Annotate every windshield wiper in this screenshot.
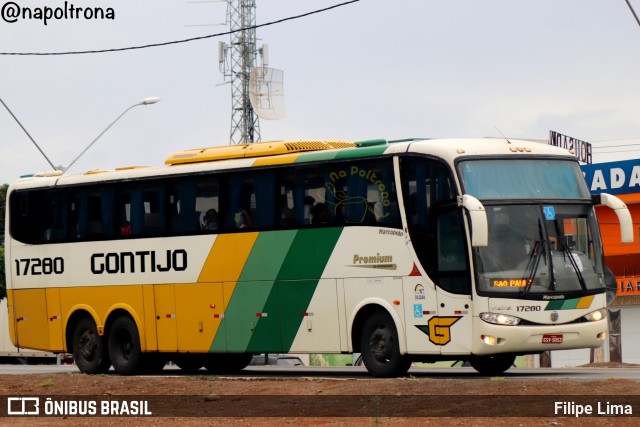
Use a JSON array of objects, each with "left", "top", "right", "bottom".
[
  {"left": 554, "top": 219, "right": 587, "bottom": 291},
  {"left": 522, "top": 219, "right": 546, "bottom": 296}
]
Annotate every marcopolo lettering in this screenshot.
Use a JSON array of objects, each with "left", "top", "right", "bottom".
[{"left": 91, "top": 250, "right": 188, "bottom": 274}]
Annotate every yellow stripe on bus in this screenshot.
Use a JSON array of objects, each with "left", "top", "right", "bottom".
[
  {"left": 198, "top": 232, "right": 259, "bottom": 284},
  {"left": 575, "top": 295, "right": 594, "bottom": 309},
  {"left": 251, "top": 153, "right": 300, "bottom": 166}
]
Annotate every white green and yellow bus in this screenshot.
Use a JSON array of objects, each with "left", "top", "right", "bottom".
[{"left": 4, "top": 138, "right": 633, "bottom": 377}]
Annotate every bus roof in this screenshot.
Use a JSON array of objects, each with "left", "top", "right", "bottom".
[{"left": 9, "top": 137, "right": 577, "bottom": 190}]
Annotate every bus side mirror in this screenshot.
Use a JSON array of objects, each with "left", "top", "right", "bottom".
[
  {"left": 459, "top": 194, "right": 488, "bottom": 247},
  {"left": 593, "top": 193, "right": 634, "bottom": 244}
]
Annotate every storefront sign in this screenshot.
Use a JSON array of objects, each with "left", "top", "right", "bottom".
[
  {"left": 582, "top": 159, "right": 640, "bottom": 195},
  {"left": 616, "top": 277, "right": 640, "bottom": 296}
]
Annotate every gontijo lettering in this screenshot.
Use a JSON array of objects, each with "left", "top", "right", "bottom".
[{"left": 91, "top": 250, "right": 187, "bottom": 274}]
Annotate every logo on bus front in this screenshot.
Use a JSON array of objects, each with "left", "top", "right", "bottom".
[{"left": 415, "top": 316, "right": 462, "bottom": 346}]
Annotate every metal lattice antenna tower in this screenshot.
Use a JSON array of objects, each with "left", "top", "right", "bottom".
[{"left": 221, "top": 0, "right": 260, "bottom": 145}]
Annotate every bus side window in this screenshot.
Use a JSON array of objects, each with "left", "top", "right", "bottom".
[
  {"left": 195, "top": 177, "right": 220, "bottom": 232},
  {"left": 228, "top": 176, "right": 256, "bottom": 230}
]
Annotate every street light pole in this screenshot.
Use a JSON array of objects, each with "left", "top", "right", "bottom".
[
  {"left": 64, "top": 96, "right": 161, "bottom": 173},
  {"left": 0, "top": 96, "right": 58, "bottom": 170}
]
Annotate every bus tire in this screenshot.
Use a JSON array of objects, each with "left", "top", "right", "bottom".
[
  {"left": 174, "top": 355, "right": 205, "bottom": 373},
  {"left": 72, "top": 317, "right": 111, "bottom": 374},
  {"left": 204, "top": 353, "right": 253, "bottom": 374},
  {"left": 469, "top": 354, "right": 515, "bottom": 376},
  {"left": 360, "top": 311, "right": 411, "bottom": 378},
  {"left": 108, "top": 316, "right": 142, "bottom": 375}
]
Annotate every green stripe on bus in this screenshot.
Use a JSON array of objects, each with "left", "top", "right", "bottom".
[
  {"left": 211, "top": 230, "right": 297, "bottom": 352},
  {"left": 245, "top": 228, "right": 343, "bottom": 352},
  {"left": 294, "top": 150, "right": 339, "bottom": 163},
  {"left": 238, "top": 230, "right": 298, "bottom": 282},
  {"left": 294, "top": 145, "right": 389, "bottom": 164},
  {"left": 334, "top": 145, "right": 388, "bottom": 159},
  {"left": 545, "top": 298, "right": 581, "bottom": 310},
  {"left": 276, "top": 228, "right": 343, "bottom": 351},
  {"left": 277, "top": 228, "right": 343, "bottom": 280}
]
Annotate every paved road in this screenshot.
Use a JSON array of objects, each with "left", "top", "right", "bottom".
[{"left": 1, "top": 363, "right": 639, "bottom": 380}]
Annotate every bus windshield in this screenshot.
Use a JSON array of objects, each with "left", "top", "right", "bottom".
[
  {"left": 473, "top": 204, "right": 604, "bottom": 296},
  {"left": 458, "top": 158, "right": 590, "bottom": 200}
]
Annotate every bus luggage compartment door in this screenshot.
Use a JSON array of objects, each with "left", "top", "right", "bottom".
[{"left": 12, "top": 289, "right": 52, "bottom": 351}]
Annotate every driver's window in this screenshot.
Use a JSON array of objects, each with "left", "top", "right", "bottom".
[{"left": 436, "top": 208, "right": 470, "bottom": 294}]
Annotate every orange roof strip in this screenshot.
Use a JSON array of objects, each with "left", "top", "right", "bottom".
[
  {"left": 252, "top": 153, "right": 300, "bottom": 166},
  {"left": 165, "top": 140, "right": 356, "bottom": 165}
]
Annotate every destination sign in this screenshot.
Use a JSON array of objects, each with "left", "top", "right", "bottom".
[{"left": 491, "top": 278, "right": 534, "bottom": 288}]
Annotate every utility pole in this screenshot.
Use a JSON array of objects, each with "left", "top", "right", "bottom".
[{"left": 220, "top": 0, "right": 261, "bottom": 144}]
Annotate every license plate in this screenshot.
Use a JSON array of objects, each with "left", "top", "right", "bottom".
[{"left": 542, "top": 334, "right": 563, "bottom": 344}]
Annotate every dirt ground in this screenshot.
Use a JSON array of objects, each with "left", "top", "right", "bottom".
[{"left": 1, "top": 363, "right": 639, "bottom": 426}]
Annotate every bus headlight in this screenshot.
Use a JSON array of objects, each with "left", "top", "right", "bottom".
[
  {"left": 480, "top": 312, "right": 521, "bottom": 326},
  {"left": 583, "top": 309, "right": 607, "bottom": 322}
]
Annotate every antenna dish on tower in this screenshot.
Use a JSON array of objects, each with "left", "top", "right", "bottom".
[{"left": 250, "top": 67, "right": 286, "bottom": 120}]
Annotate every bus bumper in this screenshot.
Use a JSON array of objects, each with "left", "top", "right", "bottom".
[{"left": 471, "top": 318, "right": 607, "bottom": 355}]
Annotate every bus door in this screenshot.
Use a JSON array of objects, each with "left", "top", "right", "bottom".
[
  {"left": 403, "top": 204, "right": 473, "bottom": 355},
  {"left": 399, "top": 155, "right": 472, "bottom": 355},
  {"left": 174, "top": 282, "right": 226, "bottom": 353},
  {"left": 153, "top": 284, "right": 177, "bottom": 351},
  {"left": 12, "top": 288, "right": 64, "bottom": 351},
  {"left": 433, "top": 206, "right": 473, "bottom": 355}
]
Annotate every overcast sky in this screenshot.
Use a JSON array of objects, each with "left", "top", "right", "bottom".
[{"left": 1, "top": 0, "right": 640, "bottom": 184}]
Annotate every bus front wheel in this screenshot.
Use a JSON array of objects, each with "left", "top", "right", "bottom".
[
  {"left": 469, "top": 354, "right": 516, "bottom": 375},
  {"left": 72, "top": 317, "right": 111, "bottom": 374},
  {"left": 108, "top": 316, "right": 142, "bottom": 375},
  {"left": 360, "top": 311, "right": 411, "bottom": 378}
]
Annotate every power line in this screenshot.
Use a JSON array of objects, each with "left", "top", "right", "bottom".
[
  {"left": 593, "top": 142, "right": 640, "bottom": 150},
  {"left": 591, "top": 137, "right": 640, "bottom": 143},
  {"left": 625, "top": 0, "right": 640, "bottom": 28},
  {"left": 594, "top": 148, "right": 640, "bottom": 154},
  {"left": 0, "top": 0, "right": 360, "bottom": 56}
]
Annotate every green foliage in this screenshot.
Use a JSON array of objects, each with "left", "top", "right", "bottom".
[
  {"left": 1, "top": 184, "right": 6, "bottom": 301},
  {"left": 0, "top": 246, "right": 4, "bottom": 301},
  {"left": 0, "top": 183, "right": 6, "bottom": 247}
]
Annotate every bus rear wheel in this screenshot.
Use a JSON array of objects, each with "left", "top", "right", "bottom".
[
  {"left": 204, "top": 353, "right": 253, "bottom": 374},
  {"left": 469, "top": 354, "right": 516, "bottom": 375},
  {"left": 360, "top": 311, "right": 411, "bottom": 378},
  {"left": 108, "top": 316, "right": 142, "bottom": 375},
  {"left": 72, "top": 317, "right": 111, "bottom": 374}
]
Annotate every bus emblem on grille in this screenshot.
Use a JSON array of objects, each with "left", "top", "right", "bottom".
[{"left": 550, "top": 311, "right": 559, "bottom": 322}]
